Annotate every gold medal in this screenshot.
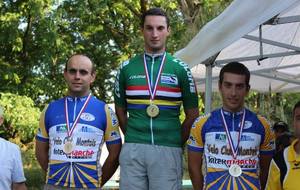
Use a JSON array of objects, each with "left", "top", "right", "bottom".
[
  {"left": 229, "top": 164, "right": 242, "bottom": 177},
  {"left": 63, "top": 141, "right": 74, "bottom": 154},
  {"left": 146, "top": 104, "right": 159, "bottom": 118}
]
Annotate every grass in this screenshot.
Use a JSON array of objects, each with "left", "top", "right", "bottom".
[{"left": 21, "top": 142, "right": 45, "bottom": 190}]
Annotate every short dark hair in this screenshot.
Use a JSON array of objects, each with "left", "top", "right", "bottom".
[
  {"left": 293, "top": 101, "right": 300, "bottom": 117},
  {"left": 273, "top": 121, "right": 289, "bottom": 133},
  {"left": 219, "top": 62, "right": 250, "bottom": 89},
  {"left": 141, "top": 7, "right": 169, "bottom": 28},
  {"left": 65, "top": 54, "right": 96, "bottom": 73}
]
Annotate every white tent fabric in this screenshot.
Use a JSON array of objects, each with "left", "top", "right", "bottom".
[{"left": 175, "top": 0, "right": 300, "bottom": 93}]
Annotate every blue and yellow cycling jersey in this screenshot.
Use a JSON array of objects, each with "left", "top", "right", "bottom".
[
  {"left": 36, "top": 95, "right": 121, "bottom": 188},
  {"left": 188, "top": 108, "right": 275, "bottom": 190}
]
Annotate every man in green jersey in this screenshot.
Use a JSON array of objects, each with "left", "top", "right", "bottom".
[{"left": 114, "top": 7, "right": 199, "bottom": 190}]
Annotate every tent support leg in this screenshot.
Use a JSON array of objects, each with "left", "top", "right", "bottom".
[{"left": 205, "top": 63, "right": 213, "bottom": 114}]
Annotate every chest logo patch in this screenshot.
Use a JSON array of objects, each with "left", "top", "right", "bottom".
[
  {"left": 215, "top": 134, "right": 227, "bottom": 142},
  {"left": 243, "top": 121, "right": 252, "bottom": 129},
  {"left": 161, "top": 75, "right": 178, "bottom": 85},
  {"left": 80, "top": 113, "right": 95, "bottom": 121}
]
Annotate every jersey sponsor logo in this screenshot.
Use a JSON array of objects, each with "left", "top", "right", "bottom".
[
  {"left": 188, "top": 136, "right": 196, "bottom": 145},
  {"left": 240, "top": 135, "right": 254, "bottom": 141},
  {"left": 293, "top": 162, "right": 300, "bottom": 169},
  {"left": 215, "top": 134, "right": 227, "bottom": 142},
  {"left": 192, "top": 113, "right": 210, "bottom": 128},
  {"left": 175, "top": 59, "right": 196, "bottom": 93},
  {"left": 53, "top": 137, "right": 63, "bottom": 145},
  {"left": 37, "top": 128, "right": 42, "bottom": 135},
  {"left": 207, "top": 156, "right": 257, "bottom": 168},
  {"left": 80, "top": 126, "right": 95, "bottom": 133},
  {"left": 161, "top": 75, "right": 178, "bottom": 85},
  {"left": 243, "top": 120, "right": 253, "bottom": 129},
  {"left": 207, "top": 143, "right": 258, "bottom": 156},
  {"left": 76, "top": 137, "right": 96, "bottom": 147},
  {"left": 53, "top": 148, "right": 95, "bottom": 159},
  {"left": 108, "top": 107, "right": 118, "bottom": 126},
  {"left": 129, "top": 75, "right": 146, "bottom": 80},
  {"left": 56, "top": 125, "right": 67, "bottom": 133},
  {"left": 115, "top": 70, "right": 121, "bottom": 98},
  {"left": 121, "top": 60, "right": 129, "bottom": 68},
  {"left": 207, "top": 144, "right": 219, "bottom": 154},
  {"left": 190, "top": 86, "right": 196, "bottom": 93},
  {"left": 80, "top": 113, "right": 95, "bottom": 121},
  {"left": 110, "top": 131, "right": 120, "bottom": 138},
  {"left": 268, "top": 140, "right": 275, "bottom": 149}
]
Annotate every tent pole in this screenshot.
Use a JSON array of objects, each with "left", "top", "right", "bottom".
[
  {"left": 259, "top": 25, "right": 263, "bottom": 59},
  {"left": 205, "top": 63, "right": 213, "bottom": 114}
]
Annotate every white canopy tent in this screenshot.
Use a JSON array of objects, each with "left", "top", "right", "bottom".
[{"left": 175, "top": 0, "right": 300, "bottom": 112}]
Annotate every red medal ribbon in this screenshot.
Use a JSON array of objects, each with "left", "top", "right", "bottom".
[
  {"left": 64, "top": 93, "right": 92, "bottom": 137},
  {"left": 143, "top": 53, "right": 166, "bottom": 101},
  {"left": 220, "top": 109, "right": 246, "bottom": 160}
]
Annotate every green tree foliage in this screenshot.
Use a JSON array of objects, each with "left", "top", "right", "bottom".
[
  {"left": 0, "top": 93, "right": 40, "bottom": 143},
  {"left": 0, "top": 0, "right": 231, "bottom": 106},
  {"left": 246, "top": 92, "right": 300, "bottom": 128},
  {"left": 177, "top": 0, "right": 232, "bottom": 47}
]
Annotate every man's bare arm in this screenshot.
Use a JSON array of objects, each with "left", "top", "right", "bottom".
[
  {"left": 100, "top": 143, "right": 122, "bottom": 187},
  {"left": 12, "top": 182, "right": 27, "bottom": 190},
  {"left": 188, "top": 150, "right": 204, "bottom": 190},
  {"left": 35, "top": 140, "right": 49, "bottom": 172},
  {"left": 259, "top": 154, "right": 272, "bottom": 190},
  {"left": 115, "top": 106, "right": 127, "bottom": 134},
  {"left": 182, "top": 107, "right": 199, "bottom": 144}
]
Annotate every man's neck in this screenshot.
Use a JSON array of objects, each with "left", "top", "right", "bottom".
[
  {"left": 222, "top": 106, "right": 244, "bottom": 113},
  {"left": 67, "top": 91, "right": 90, "bottom": 98},
  {"left": 144, "top": 46, "right": 166, "bottom": 55},
  {"left": 144, "top": 51, "right": 165, "bottom": 57}
]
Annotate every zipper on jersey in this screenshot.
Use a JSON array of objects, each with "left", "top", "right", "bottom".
[
  {"left": 232, "top": 112, "right": 235, "bottom": 131},
  {"left": 70, "top": 97, "right": 77, "bottom": 183},
  {"left": 150, "top": 56, "right": 155, "bottom": 145},
  {"left": 232, "top": 113, "right": 235, "bottom": 149}
]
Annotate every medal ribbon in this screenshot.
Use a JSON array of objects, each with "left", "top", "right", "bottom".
[
  {"left": 64, "top": 93, "right": 92, "bottom": 137},
  {"left": 220, "top": 109, "right": 246, "bottom": 159},
  {"left": 143, "top": 53, "right": 166, "bottom": 101}
]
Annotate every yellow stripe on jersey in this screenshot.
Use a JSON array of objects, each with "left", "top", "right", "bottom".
[
  {"left": 240, "top": 175, "right": 259, "bottom": 190},
  {"left": 53, "top": 168, "right": 69, "bottom": 186},
  {"left": 50, "top": 160, "right": 64, "bottom": 164},
  {"left": 126, "top": 99, "right": 182, "bottom": 106},
  {"left": 219, "top": 177, "right": 229, "bottom": 190},
  {"left": 236, "top": 177, "right": 248, "bottom": 190},
  {"left": 63, "top": 171, "right": 70, "bottom": 187},
  {"left": 73, "top": 167, "right": 87, "bottom": 188},
  {"left": 258, "top": 115, "right": 275, "bottom": 152},
  {"left": 104, "top": 104, "right": 121, "bottom": 142},
  {"left": 76, "top": 163, "right": 97, "bottom": 170},
  {"left": 206, "top": 173, "right": 230, "bottom": 189},
  {"left": 243, "top": 171, "right": 258, "bottom": 178},
  {"left": 188, "top": 114, "right": 210, "bottom": 149},
  {"left": 207, "top": 168, "right": 224, "bottom": 172},
  {"left": 39, "top": 105, "right": 49, "bottom": 138},
  {"left": 74, "top": 164, "right": 98, "bottom": 184}
]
